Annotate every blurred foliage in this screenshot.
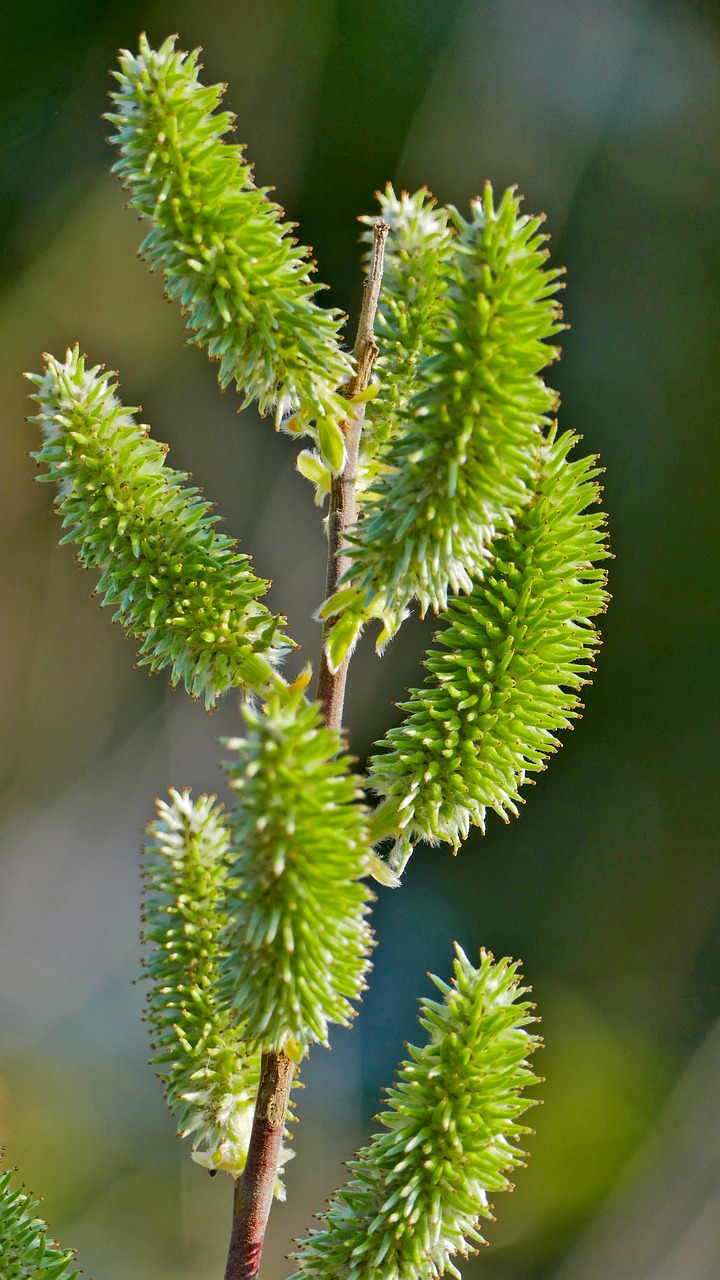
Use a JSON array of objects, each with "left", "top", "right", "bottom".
[{"left": 1, "top": 2, "right": 719, "bottom": 1279}]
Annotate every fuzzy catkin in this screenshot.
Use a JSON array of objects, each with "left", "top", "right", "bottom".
[
  {"left": 297, "top": 186, "right": 453, "bottom": 510},
  {"left": 142, "top": 790, "right": 291, "bottom": 1190},
  {"left": 327, "top": 184, "right": 563, "bottom": 656},
  {"left": 358, "top": 185, "right": 455, "bottom": 488},
  {"left": 0, "top": 1163, "right": 80, "bottom": 1280},
  {"left": 107, "top": 35, "right": 353, "bottom": 471},
  {"left": 218, "top": 686, "right": 375, "bottom": 1054},
  {"left": 368, "top": 430, "right": 609, "bottom": 870},
  {"left": 29, "top": 347, "right": 289, "bottom": 707},
  {"left": 290, "top": 946, "right": 540, "bottom": 1280}
]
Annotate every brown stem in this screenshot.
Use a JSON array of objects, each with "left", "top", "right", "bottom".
[
  {"left": 222, "top": 219, "right": 387, "bottom": 1280},
  {"left": 316, "top": 217, "right": 389, "bottom": 731},
  {"left": 223, "top": 1051, "right": 294, "bottom": 1280}
]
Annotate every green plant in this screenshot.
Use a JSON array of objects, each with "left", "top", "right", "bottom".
[
  {"left": 15, "top": 33, "right": 608, "bottom": 1280},
  {"left": 0, "top": 1160, "right": 80, "bottom": 1279}
]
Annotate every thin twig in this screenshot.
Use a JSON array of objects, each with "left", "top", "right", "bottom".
[
  {"left": 223, "top": 1051, "right": 294, "bottom": 1280},
  {"left": 316, "top": 217, "right": 389, "bottom": 731},
  {"left": 222, "top": 219, "right": 388, "bottom": 1280}
]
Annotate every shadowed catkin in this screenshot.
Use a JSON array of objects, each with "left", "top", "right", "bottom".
[
  {"left": 0, "top": 1162, "right": 80, "bottom": 1280},
  {"left": 28, "top": 347, "right": 289, "bottom": 708},
  {"left": 368, "top": 430, "right": 610, "bottom": 872},
  {"left": 218, "top": 685, "right": 375, "bottom": 1054},
  {"left": 289, "top": 947, "right": 540, "bottom": 1280},
  {"left": 107, "top": 35, "right": 353, "bottom": 471},
  {"left": 297, "top": 186, "right": 453, "bottom": 509},
  {"left": 142, "top": 790, "right": 291, "bottom": 1192},
  {"left": 359, "top": 185, "right": 455, "bottom": 488},
  {"left": 322, "top": 184, "right": 564, "bottom": 662}
]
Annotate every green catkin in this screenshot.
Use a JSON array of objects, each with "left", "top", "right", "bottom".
[
  {"left": 28, "top": 347, "right": 290, "bottom": 708},
  {"left": 297, "top": 185, "right": 453, "bottom": 508},
  {"left": 323, "top": 185, "right": 564, "bottom": 661},
  {"left": 368, "top": 430, "right": 610, "bottom": 871},
  {"left": 0, "top": 1162, "right": 80, "bottom": 1280},
  {"left": 107, "top": 35, "right": 353, "bottom": 472},
  {"left": 289, "top": 946, "right": 540, "bottom": 1280},
  {"left": 217, "top": 685, "right": 375, "bottom": 1054},
  {"left": 359, "top": 186, "right": 455, "bottom": 481},
  {"left": 142, "top": 790, "right": 291, "bottom": 1191}
]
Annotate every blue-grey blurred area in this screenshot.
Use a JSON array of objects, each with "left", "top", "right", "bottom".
[{"left": 1, "top": 1, "right": 719, "bottom": 1277}]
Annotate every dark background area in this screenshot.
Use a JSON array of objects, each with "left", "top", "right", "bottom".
[{"left": 1, "top": 3, "right": 719, "bottom": 1278}]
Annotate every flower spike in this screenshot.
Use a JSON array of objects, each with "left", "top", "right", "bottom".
[
  {"left": 142, "top": 789, "right": 291, "bottom": 1191},
  {"left": 368, "top": 430, "right": 610, "bottom": 870},
  {"left": 290, "top": 946, "right": 541, "bottom": 1280},
  {"left": 358, "top": 185, "right": 455, "bottom": 489},
  {"left": 0, "top": 1160, "right": 80, "bottom": 1279},
  {"left": 107, "top": 35, "right": 353, "bottom": 470},
  {"left": 28, "top": 347, "right": 291, "bottom": 708},
  {"left": 324, "top": 185, "right": 564, "bottom": 657},
  {"left": 217, "top": 685, "right": 375, "bottom": 1054},
  {"left": 296, "top": 187, "right": 453, "bottom": 508}
]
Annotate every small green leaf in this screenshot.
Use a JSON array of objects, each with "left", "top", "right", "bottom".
[
  {"left": 316, "top": 415, "right": 347, "bottom": 474},
  {"left": 296, "top": 449, "right": 331, "bottom": 489},
  {"left": 284, "top": 1036, "right": 306, "bottom": 1065},
  {"left": 324, "top": 610, "right": 363, "bottom": 673},
  {"left": 347, "top": 380, "right": 381, "bottom": 406},
  {"left": 366, "top": 849, "right": 401, "bottom": 888},
  {"left": 316, "top": 586, "right": 362, "bottom": 621},
  {"left": 367, "top": 798, "right": 403, "bottom": 845}
]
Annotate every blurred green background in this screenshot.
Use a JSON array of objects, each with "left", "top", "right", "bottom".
[{"left": 1, "top": 2, "right": 719, "bottom": 1278}]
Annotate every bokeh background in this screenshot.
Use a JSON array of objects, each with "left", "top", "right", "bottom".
[{"left": 2, "top": 1, "right": 719, "bottom": 1277}]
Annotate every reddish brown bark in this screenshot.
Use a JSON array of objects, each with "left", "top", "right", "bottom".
[
  {"left": 316, "top": 218, "right": 388, "bottom": 731},
  {"left": 223, "top": 1052, "right": 294, "bottom": 1280}
]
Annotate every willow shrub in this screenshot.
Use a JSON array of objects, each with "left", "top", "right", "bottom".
[{"left": 15, "top": 33, "right": 609, "bottom": 1280}]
